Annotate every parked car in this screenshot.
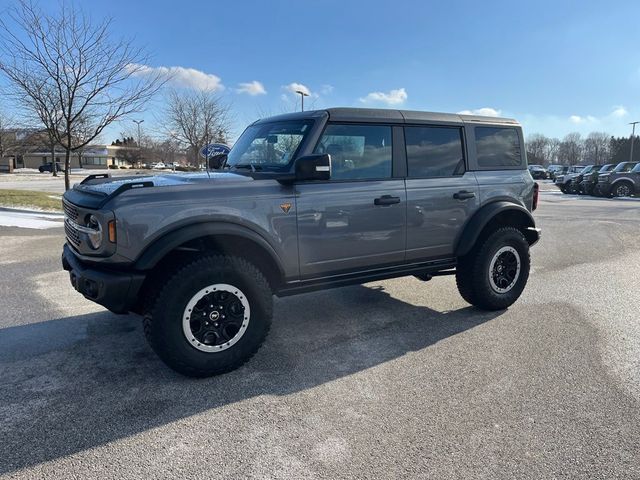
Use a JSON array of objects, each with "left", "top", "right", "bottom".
[
  {"left": 61, "top": 107, "right": 540, "bottom": 377},
  {"left": 596, "top": 161, "right": 640, "bottom": 197},
  {"left": 547, "top": 164, "right": 564, "bottom": 180},
  {"left": 555, "top": 165, "right": 589, "bottom": 193},
  {"left": 567, "top": 165, "right": 599, "bottom": 194},
  {"left": 528, "top": 164, "right": 547, "bottom": 179},
  {"left": 151, "top": 162, "right": 167, "bottom": 169},
  {"left": 38, "top": 162, "right": 66, "bottom": 173},
  {"left": 579, "top": 164, "right": 616, "bottom": 195}
]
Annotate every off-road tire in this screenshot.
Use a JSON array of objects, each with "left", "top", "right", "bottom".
[
  {"left": 456, "top": 227, "right": 530, "bottom": 311},
  {"left": 143, "top": 255, "right": 272, "bottom": 377}
]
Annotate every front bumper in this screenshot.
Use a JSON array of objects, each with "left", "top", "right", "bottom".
[
  {"left": 597, "top": 182, "right": 612, "bottom": 195},
  {"left": 62, "top": 244, "right": 145, "bottom": 314}
]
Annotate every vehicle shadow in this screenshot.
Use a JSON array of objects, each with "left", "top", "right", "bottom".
[{"left": 0, "top": 284, "right": 502, "bottom": 474}]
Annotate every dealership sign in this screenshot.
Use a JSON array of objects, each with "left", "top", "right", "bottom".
[{"left": 200, "top": 143, "right": 230, "bottom": 159}]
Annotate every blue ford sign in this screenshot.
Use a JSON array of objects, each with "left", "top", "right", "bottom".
[{"left": 200, "top": 143, "right": 231, "bottom": 159}]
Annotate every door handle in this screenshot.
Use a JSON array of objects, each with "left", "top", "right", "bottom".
[
  {"left": 374, "top": 195, "right": 401, "bottom": 206},
  {"left": 453, "top": 190, "right": 476, "bottom": 200}
]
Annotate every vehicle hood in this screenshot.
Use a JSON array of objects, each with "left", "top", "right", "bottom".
[{"left": 64, "top": 172, "right": 252, "bottom": 209}]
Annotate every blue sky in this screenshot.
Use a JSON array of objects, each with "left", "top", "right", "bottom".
[{"left": 2, "top": 0, "right": 640, "bottom": 143}]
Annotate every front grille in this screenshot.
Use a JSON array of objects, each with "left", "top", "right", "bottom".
[
  {"left": 64, "top": 219, "right": 81, "bottom": 247},
  {"left": 63, "top": 200, "right": 79, "bottom": 222}
]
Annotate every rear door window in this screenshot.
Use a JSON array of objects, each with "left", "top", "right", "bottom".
[
  {"left": 405, "top": 126, "right": 465, "bottom": 178},
  {"left": 475, "top": 127, "right": 522, "bottom": 168}
]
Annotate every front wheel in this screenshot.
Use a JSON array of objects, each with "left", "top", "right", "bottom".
[
  {"left": 613, "top": 182, "right": 633, "bottom": 198},
  {"left": 456, "top": 227, "right": 531, "bottom": 311},
  {"left": 144, "top": 255, "right": 273, "bottom": 377}
]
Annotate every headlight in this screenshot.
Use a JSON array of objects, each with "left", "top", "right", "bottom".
[{"left": 86, "top": 215, "right": 103, "bottom": 250}]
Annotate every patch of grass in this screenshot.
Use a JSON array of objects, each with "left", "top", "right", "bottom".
[{"left": 0, "top": 189, "right": 63, "bottom": 211}]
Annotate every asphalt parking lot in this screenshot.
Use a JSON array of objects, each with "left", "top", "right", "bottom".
[{"left": 1, "top": 189, "right": 639, "bottom": 479}]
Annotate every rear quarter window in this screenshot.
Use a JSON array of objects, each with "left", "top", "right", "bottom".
[{"left": 475, "top": 127, "right": 523, "bottom": 168}]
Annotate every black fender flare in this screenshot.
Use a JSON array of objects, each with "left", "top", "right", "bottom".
[
  {"left": 133, "top": 221, "right": 285, "bottom": 278},
  {"left": 610, "top": 177, "right": 635, "bottom": 188},
  {"left": 454, "top": 201, "right": 537, "bottom": 257}
]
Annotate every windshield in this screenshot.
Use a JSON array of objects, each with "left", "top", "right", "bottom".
[
  {"left": 226, "top": 120, "right": 314, "bottom": 169},
  {"left": 632, "top": 163, "right": 640, "bottom": 173},
  {"left": 599, "top": 164, "right": 613, "bottom": 172},
  {"left": 580, "top": 166, "right": 594, "bottom": 174}
]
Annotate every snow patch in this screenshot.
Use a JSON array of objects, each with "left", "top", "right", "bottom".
[{"left": 0, "top": 210, "right": 64, "bottom": 229}]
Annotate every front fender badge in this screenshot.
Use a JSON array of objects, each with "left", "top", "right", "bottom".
[{"left": 280, "top": 202, "right": 292, "bottom": 214}]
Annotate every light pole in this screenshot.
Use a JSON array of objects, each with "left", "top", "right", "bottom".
[
  {"left": 133, "top": 119, "right": 144, "bottom": 146},
  {"left": 629, "top": 121, "right": 639, "bottom": 163},
  {"left": 295, "top": 90, "right": 309, "bottom": 112},
  {"left": 133, "top": 119, "right": 144, "bottom": 168}
]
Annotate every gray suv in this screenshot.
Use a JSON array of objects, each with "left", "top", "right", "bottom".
[{"left": 61, "top": 108, "right": 540, "bottom": 377}]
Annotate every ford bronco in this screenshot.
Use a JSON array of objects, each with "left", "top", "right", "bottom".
[{"left": 62, "top": 108, "right": 540, "bottom": 377}]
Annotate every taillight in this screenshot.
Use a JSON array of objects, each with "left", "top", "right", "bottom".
[{"left": 532, "top": 182, "right": 539, "bottom": 211}]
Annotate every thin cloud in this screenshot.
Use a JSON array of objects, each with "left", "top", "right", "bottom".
[
  {"left": 236, "top": 81, "right": 266, "bottom": 96},
  {"left": 320, "top": 84, "right": 334, "bottom": 95},
  {"left": 611, "top": 105, "right": 628, "bottom": 118},
  {"left": 359, "top": 88, "right": 407, "bottom": 106},
  {"left": 284, "top": 82, "right": 311, "bottom": 96},
  {"left": 126, "top": 63, "right": 224, "bottom": 91},
  {"left": 457, "top": 107, "right": 502, "bottom": 117},
  {"left": 569, "top": 114, "right": 597, "bottom": 124}
]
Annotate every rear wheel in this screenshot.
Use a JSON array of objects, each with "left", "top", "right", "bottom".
[
  {"left": 144, "top": 255, "right": 272, "bottom": 377},
  {"left": 456, "top": 227, "right": 530, "bottom": 310}
]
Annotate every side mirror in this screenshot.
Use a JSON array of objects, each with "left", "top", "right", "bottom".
[
  {"left": 208, "top": 153, "right": 227, "bottom": 169},
  {"left": 295, "top": 154, "right": 331, "bottom": 181}
]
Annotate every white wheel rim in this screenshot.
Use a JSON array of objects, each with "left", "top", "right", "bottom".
[
  {"left": 182, "top": 283, "right": 251, "bottom": 353},
  {"left": 488, "top": 246, "right": 521, "bottom": 294}
]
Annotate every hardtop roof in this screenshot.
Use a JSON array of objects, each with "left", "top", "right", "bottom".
[{"left": 252, "top": 107, "right": 519, "bottom": 126}]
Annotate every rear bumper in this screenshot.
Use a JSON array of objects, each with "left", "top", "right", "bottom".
[
  {"left": 62, "top": 244, "right": 145, "bottom": 314},
  {"left": 526, "top": 227, "right": 541, "bottom": 247}
]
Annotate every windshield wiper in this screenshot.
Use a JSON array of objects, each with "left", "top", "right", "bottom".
[{"left": 233, "top": 164, "right": 262, "bottom": 172}]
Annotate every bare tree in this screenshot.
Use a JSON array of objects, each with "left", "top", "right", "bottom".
[
  {"left": 545, "top": 137, "right": 561, "bottom": 165},
  {"left": 164, "top": 89, "right": 231, "bottom": 167},
  {"left": 0, "top": 108, "right": 17, "bottom": 164},
  {"left": 558, "top": 132, "right": 583, "bottom": 165},
  {"left": 0, "top": 1, "right": 165, "bottom": 189},
  {"left": 526, "top": 134, "right": 550, "bottom": 165},
  {"left": 584, "top": 132, "right": 610, "bottom": 165}
]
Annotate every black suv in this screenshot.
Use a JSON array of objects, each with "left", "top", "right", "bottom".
[
  {"left": 579, "top": 164, "right": 616, "bottom": 195},
  {"left": 555, "top": 165, "right": 590, "bottom": 193},
  {"left": 596, "top": 161, "right": 639, "bottom": 197},
  {"left": 38, "top": 162, "right": 66, "bottom": 173},
  {"left": 566, "top": 165, "right": 600, "bottom": 194}
]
